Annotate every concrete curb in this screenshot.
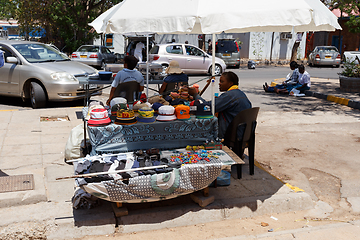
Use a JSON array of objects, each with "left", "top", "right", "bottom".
[
  {"left": 118, "top": 191, "right": 314, "bottom": 234},
  {"left": 305, "top": 90, "right": 360, "bottom": 110}
]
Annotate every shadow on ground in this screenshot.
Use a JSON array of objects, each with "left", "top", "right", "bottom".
[
  {"left": 0, "top": 95, "right": 85, "bottom": 109},
  {"left": 244, "top": 84, "right": 360, "bottom": 118}
]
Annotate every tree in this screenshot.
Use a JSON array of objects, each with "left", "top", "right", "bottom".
[
  {"left": 290, "top": 33, "right": 303, "bottom": 62},
  {"left": 341, "top": 2, "right": 360, "bottom": 33},
  {"left": 0, "top": 0, "right": 122, "bottom": 53}
]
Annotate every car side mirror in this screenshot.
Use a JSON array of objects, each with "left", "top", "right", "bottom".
[{"left": 7, "top": 57, "right": 18, "bottom": 64}]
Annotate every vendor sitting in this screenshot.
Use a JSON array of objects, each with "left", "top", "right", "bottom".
[
  {"left": 188, "top": 71, "right": 252, "bottom": 139},
  {"left": 159, "top": 60, "right": 188, "bottom": 95},
  {"left": 106, "top": 55, "right": 144, "bottom": 106}
]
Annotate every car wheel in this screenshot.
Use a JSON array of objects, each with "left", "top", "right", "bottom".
[
  {"left": 30, "top": 82, "right": 47, "bottom": 109},
  {"left": 209, "top": 64, "right": 222, "bottom": 76},
  {"left": 335, "top": 64, "right": 340, "bottom": 68}
]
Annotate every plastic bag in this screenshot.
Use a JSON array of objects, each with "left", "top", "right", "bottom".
[
  {"left": 289, "top": 88, "right": 300, "bottom": 96},
  {"left": 209, "top": 170, "right": 231, "bottom": 187},
  {"left": 65, "top": 123, "right": 89, "bottom": 161}
]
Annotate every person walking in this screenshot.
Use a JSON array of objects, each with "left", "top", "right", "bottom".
[{"left": 134, "top": 41, "right": 145, "bottom": 62}]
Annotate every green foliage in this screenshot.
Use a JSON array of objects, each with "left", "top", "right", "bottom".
[
  {"left": 1, "top": 0, "right": 123, "bottom": 53},
  {"left": 341, "top": 59, "right": 360, "bottom": 77},
  {"left": 330, "top": 0, "right": 360, "bottom": 33}
]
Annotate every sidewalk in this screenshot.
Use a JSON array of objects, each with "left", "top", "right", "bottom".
[
  {"left": 305, "top": 78, "right": 360, "bottom": 109},
  {"left": 0, "top": 107, "right": 316, "bottom": 239},
  {"left": 0, "top": 75, "right": 359, "bottom": 239}
]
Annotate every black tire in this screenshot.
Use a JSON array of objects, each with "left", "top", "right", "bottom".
[
  {"left": 335, "top": 64, "right": 340, "bottom": 68},
  {"left": 209, "top": 64, "right": 222, "bottom": 76},
  {"left": 30, "top": 82, "right": 47, "bottom": 109}
]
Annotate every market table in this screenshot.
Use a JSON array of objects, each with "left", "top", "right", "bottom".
[
  {"left": 72, "top": 147, "right": 240, "bottom": 204},
  {"left": 87, "top": 116, "right": 219, "bottom": 155}
]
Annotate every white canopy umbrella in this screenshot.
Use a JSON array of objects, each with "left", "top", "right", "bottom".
[
  {"left": 90, "top": 2, "right": 125, "bottom": 33},
  {"left": 90, "top": 0, "right": 341, "bottom": 113},
  {"left": 90, "top": 0, "right": 341, "bottom": 35}
]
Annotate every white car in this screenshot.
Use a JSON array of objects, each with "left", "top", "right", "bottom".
[
  {"left": 149, "top": 43, "right": 226, "bottom": 75},
  {"left": 343, "top": 51, "right": 360, "bottom": 64}
]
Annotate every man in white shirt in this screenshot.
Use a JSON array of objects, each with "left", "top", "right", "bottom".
[
  {"left": 296, "top": 64, "right": 311, "bottom": 92},
  {"left": 273, "top": 64, "right": 310, "bottom": 94},
  {"left": 134, "top": 41, "right": 145, "bottom": 62}
]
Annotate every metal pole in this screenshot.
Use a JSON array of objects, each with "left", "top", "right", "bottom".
[
  {"left": 146, "top": 35, "right": 149, "bottom": 98},
  {"left": 270, "top": 32, "right": 274, "bottom": 62},
  {"left": 211, "top": 33, "right": 216, "bottom": 116}
]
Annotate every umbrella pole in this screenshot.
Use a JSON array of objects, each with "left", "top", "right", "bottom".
[
  {"left": 146, "top": 35, "right": 149, "bottom": 99},
  {"left": 211, "top": 33, "right": 216, "bottom": 116}
]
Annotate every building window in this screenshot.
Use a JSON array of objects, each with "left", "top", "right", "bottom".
[{"left": 105, "top": 34, "right": 113, "bottom": 48}]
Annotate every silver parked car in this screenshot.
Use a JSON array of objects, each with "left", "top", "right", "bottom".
[
  {"left": 308, "top": 46, "right": 341, "bottom": 67},
  {"left": 71, "top": 45, "right": 117, "bottom": 69},
  {"left": 149, "top": 43, "right": 226, "bottom": 75},
  {"left": 0, "top": 40, "right": 101, "bottom": 108}
]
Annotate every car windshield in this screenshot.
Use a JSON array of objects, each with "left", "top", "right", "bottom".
[
  {"left": 216, "top": 40, "right": 238, "bottom": 53},
  {"left": 13, "top": 43, "right": 69, "bottom": 63},
  {"left": 77, "top": 46, "right": 99, "bottom": 52},
  {"left": 317, "top": 47, "right": 338, "bottom": 52}
]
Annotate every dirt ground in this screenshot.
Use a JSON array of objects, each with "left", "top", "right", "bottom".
[{"left": 77, "top": 210, "right": 358, "bottom": 240}]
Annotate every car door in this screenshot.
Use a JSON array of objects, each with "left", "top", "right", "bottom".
[
  {"left": 0, "top": 45, "right": 20, "bottom": 95},
  {"left": 163, "top": 45, "right": 187, "bottom": 69},
  {"left": 184, "top": 45, "right": 209, "bottom": 74},
  {"left": 101, "top": 47, "right": 115, "bottom": 63}
]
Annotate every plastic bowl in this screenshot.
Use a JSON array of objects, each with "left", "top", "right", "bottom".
[{"left": 98, "top": 71, "right": 113, "bottom": 80}]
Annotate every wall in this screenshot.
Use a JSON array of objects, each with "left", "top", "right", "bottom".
[
  {"left": 327, "top": 18, "right": 360, "bottom": 54},
  {"left": 93, "top": 31, "right": 306, "bottom": 61},
  {"left": 93, "top": 34, "right": 125, "bottom": 54},
  {"left": 248, "top": 32, "right": 307, "bottom": 61}
]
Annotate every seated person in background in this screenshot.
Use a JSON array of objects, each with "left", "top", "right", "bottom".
[
  {"left": 263, "top": 61, "right": 299, "bottom": 92},
  {"left": 159, "top": 60, "right": 189, "bottom": 95},
  {"left": 274, "top": 64, "right": 310, "bottom": 94},
  {"left": 106, "top": 55, "right": 144, "bottom": 105},
  {"left": 188, "top": 71, "right": 252, "bottom": 139}
]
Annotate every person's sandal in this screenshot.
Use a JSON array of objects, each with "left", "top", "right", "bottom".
[{"left": 263, "top": 85, "right": 268, "bottom": 92}]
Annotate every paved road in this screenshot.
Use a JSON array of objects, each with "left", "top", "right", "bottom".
[
  {"left": 0, "top": 64, "right": 343, "bottom": 111},
  {"left": 188, "top": 65, "right": 346, "bottom": 112}
]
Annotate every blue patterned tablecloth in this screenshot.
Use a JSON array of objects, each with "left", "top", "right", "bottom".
[{"left": 87, "top": 116, "right": 218, "bottom": 155}]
